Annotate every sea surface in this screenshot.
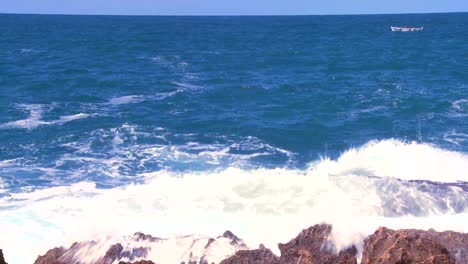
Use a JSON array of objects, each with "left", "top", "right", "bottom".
[{"left": 0, "top": 13, "right": 467, "bottom": 263}]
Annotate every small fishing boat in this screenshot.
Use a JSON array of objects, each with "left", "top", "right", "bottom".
[{"left": 391, "top": 26, "right": 423, "bottom": 32}]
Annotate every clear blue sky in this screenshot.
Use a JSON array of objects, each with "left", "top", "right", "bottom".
[{"left": 1, "top": 0, "right": 467, "bottom": 15}]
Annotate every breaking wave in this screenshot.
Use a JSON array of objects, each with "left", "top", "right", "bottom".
[{"left": 0, "top": 139, "right": 467, "bottom": 263}]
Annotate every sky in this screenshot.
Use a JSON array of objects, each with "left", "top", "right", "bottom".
[{"left": 0, "top": 0, "right": 468, "bottom": 16}]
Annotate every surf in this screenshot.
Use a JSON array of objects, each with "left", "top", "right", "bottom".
[{"left": 0, "top": 139, "right": 466, "bottom": 263}]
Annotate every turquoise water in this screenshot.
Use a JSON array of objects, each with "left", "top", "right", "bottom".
[{"left": 0, "top": 13, "right": 467, "bottom": 263}]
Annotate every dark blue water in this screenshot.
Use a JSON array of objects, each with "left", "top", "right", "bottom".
[{"left": 0, "top": 13, "right": 467, "bottom": 192}]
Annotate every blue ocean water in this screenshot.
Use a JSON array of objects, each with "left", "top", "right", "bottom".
[{"left": 0, "top": 13, "right": 467, "bottom": 263}]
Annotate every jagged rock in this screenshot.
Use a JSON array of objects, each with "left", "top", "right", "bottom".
[
  {"left": 35, "top": 230, "right": 246, "bottom": 264},
  {"left": 221, "top": 224, "right": 357, "bottom": 264},
  {"left": 220, "top": 244, "right": 280, "bottom": 264},
  {"left": 361, "top": 227, "right": 458, "bottom": 264},
  {"left": 34, "top": 247, "right": 66, "bottom": 264},
  {"left": 100, "top": 243, "right": 124, "bottom": 264},
  {"left": 278, "top": 224, "right": 357, "bottom": 264},
  {"left": 424, "top": 229, "right": 468, "bottom": 264},
  {"left": 34, "top": 224, "right": 466, "bottom": 264},
  {"left": 222, "top": 231, "right": 240, "bottom": 243},
  {"left": 0, "top": 250, "right": 8, "bottom": 264},
  {"left": 34, "top": 242, "right": 149, "bottom": 264},
  {"left": 133, "top": 232, "right": 161, "bottom": 242}
]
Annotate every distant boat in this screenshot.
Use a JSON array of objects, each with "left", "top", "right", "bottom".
[{"left": 391, "top": 26, "right": 423, "bottom": 32}]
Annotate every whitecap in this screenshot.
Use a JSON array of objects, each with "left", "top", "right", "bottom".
[
  {"left": 171, "top": 82, "right": 202, "bottom": 90},
  {"left": 452, "top": 99, "right": 467, "bottom": 111},
  {"left": 311, "top": 139, "right": 468, "bottom": 183},
  {"left": 0, "top": 104, "right": 48, "bottom": 129},
  {"left": 57, "top": 113, "right": 91, "bottom": 123},
  {"left": 107, "top": 95, "right": 145, "bottom": 105},
  {"left": 19, "top": 48, "right": 34, "bottom": 53},
  {"left": 0, "top": 104, "right": 92, "bottom": 130}
]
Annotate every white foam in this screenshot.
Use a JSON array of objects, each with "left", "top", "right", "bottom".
[
  {"left": 172, "top": 81, "right": 202, "bottom": 90},
  {"left": 450, "top": 99, "right": 468, "bottom": 118},
  {"left": 108, "top": 95, "right": 144, "bottom": 105},
  {"left": 444, "top": 130, "right": 468, "bottom": 145},
  {"left": 452, "top": 99, "right": 467, "bottom": 111},
  {"left": 0, "top": 104, "right": 92, "bottom": 130},
  {"left": 314, "top": 139, "right": 468, "bottom": 182},
  {"left": 52, "top": 125, "right": 292, "bottom": 176},
  {"left": 0, "top": 140, "right": 466, "bottom": 263},
  {"left": 57, "top": 113, "right": 91, "bottom": 123},
  {"left": 0, "top": 104, "right": 48, "bottom": 129}
]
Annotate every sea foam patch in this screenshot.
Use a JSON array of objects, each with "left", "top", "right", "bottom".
[
  {"left": 0, "top": 104, "right": 92, "bottom": 130},
  {"left": 107, "top": 95, "right": 145, "bottom": 106},
  {"left": 0, "top": 140, "right": 467, "bottom": 263}
]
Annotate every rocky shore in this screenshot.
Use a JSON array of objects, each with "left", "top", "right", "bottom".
[{"left": 2, "top": 224, "right": 466, "bottom": 264}]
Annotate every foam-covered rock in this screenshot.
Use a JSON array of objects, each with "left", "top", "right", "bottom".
[
  {"left": 33, "top": 224, "right": 467, "bottom": 264},
  {"left": 221, "top": 224, "right": 357, "bottom": 264},
  {"left": 278, "top": 224, "right": 357, "bottom": 264},
  {"left": 34, "top": 230, "right": 247, "bottom": 264}
]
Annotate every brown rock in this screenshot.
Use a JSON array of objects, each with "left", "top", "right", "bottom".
[
  {"left": 220, "top": 244, "right": 280, "bottom": 264},
  {"left": 220, "top": 224, "right": 357, "bottom": 264},
  {"left": 278, "top": 224, "right": 357, "bottom": 264},
  {"left": 424, "top": 229, "right": 468, "bottom": 264},
  {"left": 361, "top": 227, "right": 458, "bottom": 264},
  {"left": 34, "top": 247, "right": 66, "bottom": 264},
  {"left": 0, "top": 250, "right": 8, "bottom": 264}
]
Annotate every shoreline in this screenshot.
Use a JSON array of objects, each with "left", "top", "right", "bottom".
[{"left": 2, "top": 223, "right": 464, "bottom": 264}]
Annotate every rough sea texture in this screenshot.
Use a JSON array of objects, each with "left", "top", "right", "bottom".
[{"left": 0, "top": 13, "right": 467, "bottom": 263}]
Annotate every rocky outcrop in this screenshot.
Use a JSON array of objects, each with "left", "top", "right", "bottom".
[
  {"left": 278, "top": 224, "right": 357, "bottom": 264},
  {"left": 361, "top": 227, "right": 467, "bottom": 264},
  {"left": 423, "top": 229, "right": 468, "bottom": 264},
  {"left": 35, "top": 230, "right": 247, "bottom": 264},
  {"left": 220, "top": 244, "right": 280, "bottom": 264},
  {"left": 33, "top": 225, "right": 468, "bottom": 264},
  {"left": 221, "top": 224, "right": 357, "bottom": 264},
  {"left": 221, "top": 224, "right": 467, "bottom": 264},
  {"left": 35, "top": 247, "right": 66, "bottom": 264},
  {"left": 0, "top": 250, "right": 7, "bottom": 264}
]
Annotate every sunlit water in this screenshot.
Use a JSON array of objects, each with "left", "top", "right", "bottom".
[{"left": 0, "top": 13, "right": 467, "bottom": 263}]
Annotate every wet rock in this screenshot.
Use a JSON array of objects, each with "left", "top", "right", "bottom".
[
  {"left": 220, "top": 230, "right": 247, "bottom": 247},
  {"left": 0, "top": 249, "right": 8, "bottom": 264},
  {"left": 220, "top": 244, "right": 280, "bottom": 264},
  {"left": 133, "top": 232, "right": 161, "bottom": 242},
  {"left": 221, "top": 224, "right": 357, "bottom": 264},
  {"left": 278, "top": 224, "right": 357, "bottom": 264},
  {"left": 34, "top": 247, "right": 66, "bottom": 264},
  {"left": 35, "top": 230, "right": 246, "bottom": 264},
  {"left": 34, "top": 242, "right": 149, "bottom": 264},
  {"left": 361, "top": 227, "right": 458, "bottom": 264},
  {"left": 424, "top": 229, "right": 468, "bottom": 264}
]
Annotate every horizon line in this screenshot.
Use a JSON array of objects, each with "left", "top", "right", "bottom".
[{"left": 0, "top": 11, "right": 467, "bottom": 17}]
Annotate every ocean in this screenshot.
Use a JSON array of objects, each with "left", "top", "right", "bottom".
[{"left": 0, "top": 13, "right": 467, "bottom": 263}]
